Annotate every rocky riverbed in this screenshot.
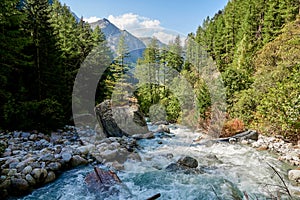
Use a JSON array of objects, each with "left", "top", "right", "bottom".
[
  {"left": 0, "top": 127, "right": 140, "bottom": 199},
  {"left": 1, "top": 124, "right": 300, "bottom": 199}
]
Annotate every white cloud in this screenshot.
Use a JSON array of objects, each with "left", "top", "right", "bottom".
[
  {"left": 107, "top": 13, "right": 185, "bottom": 45},
  {"left": 108, "top": 13, "right": 161, "bottom": 31},
  {"left": 153, "top": 31, "right": 177, "bottom": 45},
  {"left": 83, "top": 16, "right": 101, "bottom": 23}
]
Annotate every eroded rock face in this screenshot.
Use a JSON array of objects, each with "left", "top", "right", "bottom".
[{"left": 95, "top": 100, "right": 149, "bottom": 137}]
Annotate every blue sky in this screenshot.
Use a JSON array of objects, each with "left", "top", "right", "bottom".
[{"left": 60, "top": 0, "right": 228, "bottom": 43}]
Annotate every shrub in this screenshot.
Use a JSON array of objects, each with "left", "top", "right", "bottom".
[{"left": 221, "top": 118, "right": 245, "bottom": 138}]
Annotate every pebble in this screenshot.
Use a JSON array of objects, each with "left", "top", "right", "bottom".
[
  {"left": 22, "top": 166, "right": 32, "bottom": 174},
  {"left": 25, "top": 174, "right": 36, "bottom": 185},
  {"left": 62, "top": 152, "right": 72, "bottom": 162}
]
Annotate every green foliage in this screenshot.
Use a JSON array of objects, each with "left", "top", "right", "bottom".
[
  {"left": 193, "top": 0, "right": 300, "bottom": 140},
  {"left": 164, "top": 95, "right": 181, "bottom": 123},
  {"left": 230, "top": 18, "right": 300, "bottom": 139},
  {"left": 0, "top": 0, "right": 102, "bottom": 131},
  {"left": 98, "top": 33, "right": 132, "bottom": 104},
  {"left": 222, "top": 66, "right": 253, "bottom": 105},
  {"left": 256, "top": 69, "right": 300, "bottom": 137},
  {"left": 195, "top": 80, "right": 211, "bottom": 118},
  {"left": 4, "top": 98, "right": 64, "bottom": 131}
]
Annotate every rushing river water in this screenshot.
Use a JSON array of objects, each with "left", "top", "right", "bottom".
[{"left": 16, "top": 125, "right": 300, "bottom": 200}]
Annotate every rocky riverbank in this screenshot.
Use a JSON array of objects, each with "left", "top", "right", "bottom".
[
  {"left": 1, "top": 124, "right": 300, "bottom": 199},
  {"left": 250, "top": 134, "right": 300, "bottom": 184},
  {"left": 203, "top": 131, "right": 300, "bottom": 184},
  {"left": 0, "top": 127, "right": 140, "bottom": 199}
]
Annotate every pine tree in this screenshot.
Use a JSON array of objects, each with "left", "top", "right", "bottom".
[
  {"left": 0, "top": 0, "right": 29, "bottom": 128},
  {"left": 102, "top": 33, "right": 131, "bottom": 104},
  {"left": 166, "top": 35, "right": 184, "bottom": 72}
]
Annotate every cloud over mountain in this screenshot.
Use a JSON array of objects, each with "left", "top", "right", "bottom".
[
  {"left": 83, "top": 16, "right": 101, "bottom": 23},
  {"left": 107, "top": 13, "right": 181, "bottom": 44}
]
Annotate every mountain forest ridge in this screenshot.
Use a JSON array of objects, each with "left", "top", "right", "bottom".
[
  {"left": 89, "top": 18, "right": 167, "bottom": 62},
  {"left": 0, "top": 0, "right": 299, "bottom": 143}
]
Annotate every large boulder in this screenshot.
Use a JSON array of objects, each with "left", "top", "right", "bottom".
[
  {"left": 95, "top": 100, "right": 149, "bottom": 137},
  {"left": 166, "top": 156, "right": 202, "bottom": 174},
  {"left": 177, "top": 156, "right": 198, "bottom": 168},
  {"left": 288, "top": 170, "right": 300, "bottom": 183},
  {"left": 156, "top": 124, "right": 170, "bottom": 133}
]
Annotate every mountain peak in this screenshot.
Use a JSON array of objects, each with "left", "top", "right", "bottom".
[{"left": 89, "top": 18, "right": 146, "bottom": 63}]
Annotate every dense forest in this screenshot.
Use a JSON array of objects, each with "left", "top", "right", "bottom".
[
  {"left": 1, "top": 0, "right": 299, "bottom": 143},
  {"left": 193, "top": 0, "right": 300, "bottom": 141},
  {"left": 0, "top": 0, "right": 105, "bottom": 131}
]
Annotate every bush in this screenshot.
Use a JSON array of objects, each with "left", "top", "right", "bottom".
[
  {"left": 221, "top": 118, "right": 245, "bottom": 138},
  {"left": 255, "top": 75, "right": 300, "bottom": 140}
]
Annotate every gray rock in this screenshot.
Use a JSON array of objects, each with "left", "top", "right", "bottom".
[
  {"left": 44, "top": 171, "right": 56, "bottom": 183},
  {"left": 54, "top": 154, "right": 61, "bottom": 159},
  {"left": 132, "top": 132, "right": 155, "bottom": 140},
  {"left": 288, "top": 170, "right": 300, "bottom": 182},
  {"left": 153, "top": 121, "right": 169, "bottom": 125},
  {"left": 23, "top": 157, "right": 35, "bottom": 165},
  {"left": 29, "top": 134, "right": 37, "bottom": 141},
  {"left": 41, "top": 162, "right": 46, "bottom": 168},
  {"left": 95, "top": 100, "right": 129, "bottom": 137},
  {"left": 5, "top": 157, "right": 19, "bottom": 165},
  {"left": 31, "top": 168, "right": 47, "bottom": 182},
  {"left": 78, "top": 144, "right": 95, "bottom": 155},
  {"left": 0, "top": 175, "right": 7, "bottom": 181},
  {"left": 16, "top": 162, "right": 27, "bottom": 172},
  {"left": 47, "top": 162, "right": 61, "bottom": 171},
  {"left": 54, "top": 145, "right": 62, "bottom": 154},
  {"left": 8, "top": 169, "right": 18, "bottom": 176},
  {"left": 62, "top": 152, "right": 72, "bottom": 162},
  {"left": 22, "top": 166, "right": 33, "bottom": 174},
  {"left": 25, "top": 174, "right": 36, "bottom": 185},
  {"left": 70, "top": 155, "right": 88, "bottom": 167},
  {"left": 9, "top": 162, "right": 18, "bottom": 169},
  {"left": 165, "top": 163, "right": 203, "bottom": 174},
  {"left": 157, "top": 125, "right": 170, "bottom": 133},
  {"left": 13, "top": 131, "right": 21, "bottom": 138},
  {"left": 30, "top": 162, "right": 41, "bottom": 169},
  {"left": 40, "top": 153, "right": 54, "bottom": 162},
  {"left": 95, "top": 100, "right": 149, "bottom": 137},
  {"left": 177, "top": 156, "right": 198, "bottom": 168},
  {"left": 21, "top": 132, "right": 30, "bottom": 139}
]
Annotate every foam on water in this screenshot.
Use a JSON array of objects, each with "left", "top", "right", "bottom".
[{"left": 16, "top": 125, "right": 299, "bottom": 200}]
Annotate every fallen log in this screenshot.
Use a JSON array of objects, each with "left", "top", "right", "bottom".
[
  {"left": 217, "top": 130, "right": 258, "bottom": 142},
  {"left": 146, "top": 193, "right": 161, "bottom": 200},
  {"left": 85, "top": 167, "right": 161, "bottom": 199},
  {"left": 191, "top": 130, "right": 258, "bottom": 146},
  {"left": 85, "top": 167, "right": 121, "bottom": 192}
]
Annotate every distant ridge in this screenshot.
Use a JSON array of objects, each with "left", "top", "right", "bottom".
[{"left": 90, "top": 18, "right": 146, "bottom": 63}]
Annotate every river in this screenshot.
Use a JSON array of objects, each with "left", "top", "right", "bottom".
[{"left": 16, "top": 125, "right": 300, "bottom": 200}]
